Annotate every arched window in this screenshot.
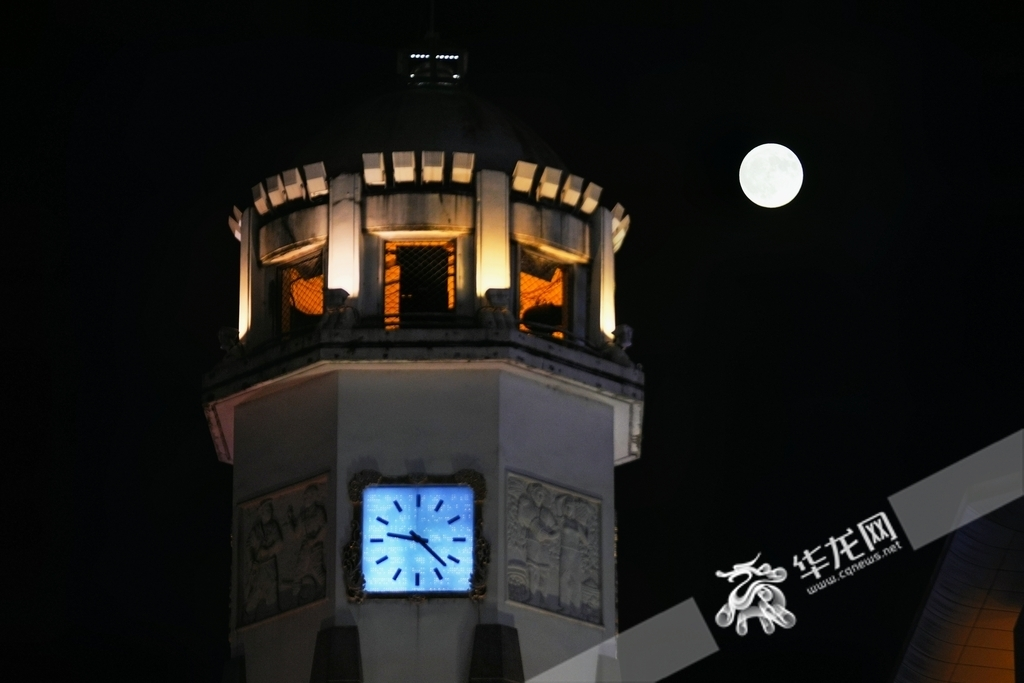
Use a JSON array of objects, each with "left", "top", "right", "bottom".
[
  {"left": 278, "top": 251, "right": 324, "bottom": 335},
  {"left": 383, "top": 240, "right": 456, "bottom": 329},
  {"left": 518, "top": 248, "right": 570, "bottom": 339}
]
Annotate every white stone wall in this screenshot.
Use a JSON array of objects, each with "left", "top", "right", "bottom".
[
  {"left": 229, "top": 366, "right": 619, "bottom": 683},
  {"left": 233, "top": 372, "right": 339, "bottom": 683},
  {"left": 497, "top": 371, "right": 615, "bottom": 679}
]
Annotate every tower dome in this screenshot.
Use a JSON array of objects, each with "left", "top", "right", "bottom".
[
  {"left": 306, "top": 85, "right": 567, "bottom": 179},
  {"left": 229, "top": 47, "right": 634, "bottom": 351}
]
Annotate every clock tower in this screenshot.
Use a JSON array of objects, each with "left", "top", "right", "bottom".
[{"left": 204, "top": 39, "right": 643, "bottom": 683}]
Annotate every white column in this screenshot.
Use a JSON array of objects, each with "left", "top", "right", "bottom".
[
  {"left": 475, "top": 170, "right": 510, "bottom": 302},
  {"left": 237, "top": 207, "right": 254, "bottom": 340},
  {"left": 327, "top": 173, "right": 362, "bottom": 297},
  {"left": 590, "top": 207, "right": 616, "bottom": 341}
]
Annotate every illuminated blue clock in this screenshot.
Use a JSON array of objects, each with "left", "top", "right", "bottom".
[{"left": 361, "top": 484, "right": 475, "bottom": 594}]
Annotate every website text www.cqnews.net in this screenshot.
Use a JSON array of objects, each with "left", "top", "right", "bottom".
[{"left": 805, "top": 540, "right": 903, "bottom": 595}]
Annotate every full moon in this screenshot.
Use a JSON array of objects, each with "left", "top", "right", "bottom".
[{"left": 738, "top": 143, "right": 804, "bottom": 208}]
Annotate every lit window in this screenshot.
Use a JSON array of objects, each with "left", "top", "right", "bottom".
[
  {"left": 280, "top": 252, "right": 324, "bottom": 334},
  {"left": 519, "top": 249, "right": 567, "bottom": 338},
  {"left": 384, "top": 241, "right": 456, "bottom": 329}
]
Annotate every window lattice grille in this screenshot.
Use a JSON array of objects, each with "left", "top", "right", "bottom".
[
  {"left": 384, "top": 241, "right": 456, "bottom": 329},
  {"left": 519, "top": 249, "right": 566, "bottom": 337},
  {"left": 280, "top": 252, "right": 324, "bottom": 334}
]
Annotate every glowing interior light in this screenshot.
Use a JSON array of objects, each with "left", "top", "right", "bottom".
[
  {"left": 286, "top": 272, "right": 324, "bottom": 316},
  {"left": 383, "top": 241, "right": 455, "bottom": 330},
  {"left": 280, "top": 255, "right": 324, "bottom": 333},
  {"left": 519, "top": 251, "right": 566, "bottom": 337}
]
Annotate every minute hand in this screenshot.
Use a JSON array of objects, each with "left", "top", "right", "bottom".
[{"left": 409, "top": 531, "right": 447, "bottom": 567}]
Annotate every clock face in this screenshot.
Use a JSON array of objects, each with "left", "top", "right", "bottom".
[{"left": 361, "top": 484, "right": 475, "bottom": 594}]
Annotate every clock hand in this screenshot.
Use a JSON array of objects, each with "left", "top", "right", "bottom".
[
  {"left": 421, "top": 542, "right": 448, "bottom": 567},
  {"left": 386, "top": 532, "right": 417, "bottom": 541},
  {"left": 409, "top": 531, "right": 447, "bottom": 567}
]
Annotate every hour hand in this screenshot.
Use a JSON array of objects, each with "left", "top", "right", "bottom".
[
  {"left": 386, "top": 532, "right": 417, "bottom": 541},
  {"left": 409, "top": 531, "right": 447, "bottom": 566}
]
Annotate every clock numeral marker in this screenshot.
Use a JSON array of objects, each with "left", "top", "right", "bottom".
[
  {"left": 416, "top": 494, "right": 421, "bottom": 508},
  {"left": 434, "top": 568, "right": 443, "bottom": 580},
  {"left": 376, "top": 516, "right": 389, "bottom": 525},
  {"left": 447, "top": 515, "right": 461, "bottom": 525},
  {"left": 447, "top": 555, "right": 460, "bottom": 564},
  {"left": 392, "top": 568, "right": 402, "bottom": 581},
  {"left": 415, "top": 573, "right": 420, "bottom": 586},
  {"left": 376, "top": 555, "right": 388, "bottom": 565},
  {"left": 393, "top": 500, "right": 402, "bottom": 512},
  {"left": 370, "top": 538, "right": 383, "bottom": 543},
  {"left": 453, "top": 537, "right": 466, "bottom": 542},
  {"left": 434, "top": 499, "right": 444, "bottom": 512}
]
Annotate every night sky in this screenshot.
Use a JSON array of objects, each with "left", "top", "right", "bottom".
[{"left": 7, "top": 1, "right": 1023, "bottom": 681}]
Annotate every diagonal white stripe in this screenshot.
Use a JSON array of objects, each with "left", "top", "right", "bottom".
[
  {"left": 527, "top": 599, "right": 719, "bottom": 683},
  {"left": 527, "top": 432, "right": 1024, "bottom": 682},
  {"left": 888, "top": 430, "right": 1023, "bottom": 549}
]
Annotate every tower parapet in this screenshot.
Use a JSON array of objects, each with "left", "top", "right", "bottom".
[{"left": 208, "top": 83, "right": 641, "bottom": 468}]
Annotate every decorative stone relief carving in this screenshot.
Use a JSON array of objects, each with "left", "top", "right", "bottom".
[
  {"left": 506, "top": 473, "right": 602, "bottom": 624},
  {"left": 238, "top": 474, "right": 329, "bottom": 626}
]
